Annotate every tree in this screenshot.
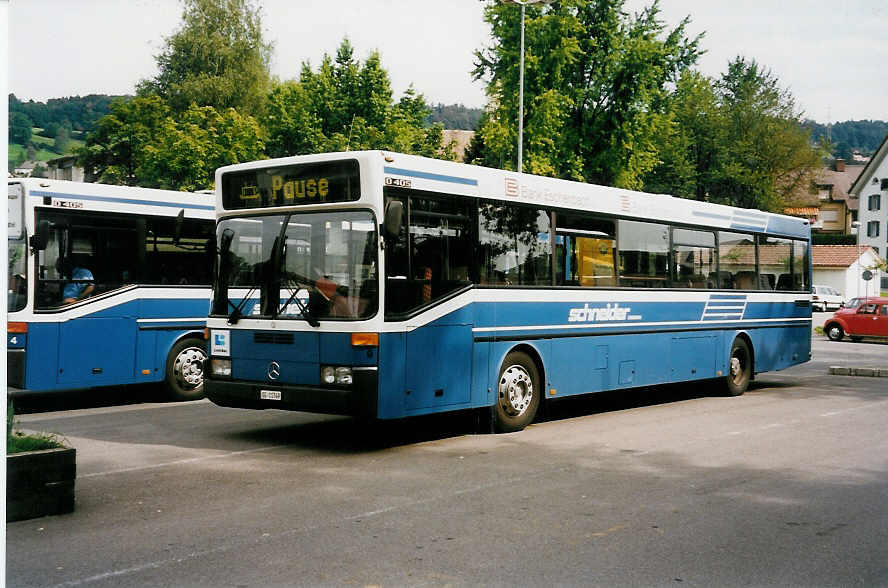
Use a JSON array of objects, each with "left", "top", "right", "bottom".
[
  {"left": 645, "top": 58, "right": 823, "bottom": 212},
  {"left": 79, "top": 96, "right": 264, "bottom": 190},
  {"left": 9, "top": 112, "right": 33, "bottom": 144},
  {"left": 55, "top": 126, "right": 71, "bottom": 153},
  {"left": 472, "top": 0, "right": 700, "bottom": 187},
  {"left": 78, "top": 95, "right": 171, "bottom": 185},
  {"left": 262, "top": 39, "right": 454, "bottom": 160},
  {"left": 139, "top": 104, "right": 265, "bottom": 191},
  {"left": 137, "top": 0, "right": 272, "bottom": 116}
]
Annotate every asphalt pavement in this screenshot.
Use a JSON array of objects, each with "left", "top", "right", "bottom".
[{"left": 7, "top": 335, "right": 888, "bottom": 587}]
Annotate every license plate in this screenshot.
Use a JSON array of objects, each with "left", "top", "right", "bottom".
[{"left": 260, "top": 390, "right": 282, "bottom": 401}]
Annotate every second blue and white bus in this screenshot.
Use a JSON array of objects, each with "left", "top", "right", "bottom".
[
  {"left": 205, "top": 151, "right": 811, "bottom": 432},
  {"left": 7, "top": 178, "right": 215, "bottom": 400}
]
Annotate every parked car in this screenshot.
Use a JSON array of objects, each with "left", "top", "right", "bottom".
[
  {"left": 823, "top": 297, "right": 888, "bottom": 342},
  {"left": 811, "top": 285, "right": 844, "bottom": 312}
]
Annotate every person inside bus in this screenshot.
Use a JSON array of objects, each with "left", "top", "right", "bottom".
[{"left": 60, "top": 258, "right": 95, "bottom": 304}]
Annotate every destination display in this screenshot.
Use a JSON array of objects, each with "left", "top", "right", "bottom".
[{"left": 221, "top": 159, "right": 360, "bottom": 209}]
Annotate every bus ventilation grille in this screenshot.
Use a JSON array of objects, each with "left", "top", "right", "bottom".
[{"left": 254, "top": 332, "right": 295, "bottom": 345}]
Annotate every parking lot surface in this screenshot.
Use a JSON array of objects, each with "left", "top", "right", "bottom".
[{"left": 7, "top": 337, "right": 888, "bottom": 587}]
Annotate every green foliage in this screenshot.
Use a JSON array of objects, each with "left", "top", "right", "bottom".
[
  {"left": 645, "top": 58, "right": 823, "bottom": 212},
  {"left": 804, "top": 119, "right": 888, "bottom": 157},
  {"left": 6, "top": 401, "right": 66, "bottom": 454},
  {"left": 140, "top": 104, "right": 265, "bottom": 191},
  {"left": 9, "top": 112, "right": 33, "bottom": 144},
  {"left": 79, "top": 96, "right": 264, "bottom": 190},
  {"left": 137, "top": 0, "right": 272, "bottom": 116},
  {"left": 78, "top": 95, "right": 172, "bottom": 185},
  {"left": 472, "top": 0, "right": 700, "bottom": 187},
  {"left": 9, "top": 93, "right": 119, "bottom": 133},
  {"left": 427, "top": 103, "right": 483, "bottom": 130},
  {"left": 812, "top": 233, "right": 857, "bottom": 245},
  {"left": 262, "top": 39, "right": 454, "bottom": 160}
]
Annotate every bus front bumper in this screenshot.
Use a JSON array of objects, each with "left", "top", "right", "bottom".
[{"left": 205, "top": 368, "right": 378, "bottom": 418}]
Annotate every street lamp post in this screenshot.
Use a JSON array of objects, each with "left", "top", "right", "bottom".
[
  {"left": 852, "top": 220, "right": 861, "bottom": 298},
  {"left": 504, "top": 0, "right": 548, "bottom": 174}
]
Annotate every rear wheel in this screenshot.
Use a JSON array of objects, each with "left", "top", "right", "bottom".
[
  {"left": 826, "top": 323, "right": 844, "bottom": 342},
  {"left": 724, "top": 338, "right": 752, "bottom": 397},
  {"left": 165, "top": 337, "right": 207, "bottom": 401},
  {"left": 494, "top": 351, "right": 541, "bottom": 433}
]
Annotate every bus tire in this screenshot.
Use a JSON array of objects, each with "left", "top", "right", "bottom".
[
  {"left": 494, "top": 351, "right": 540, "bottom": 433},
  {"left": 165, "top": 337, "right": 207, "bottom": 401},
  {"left": 724, "top": 337, "right": 752, "bottom": 397},
  {"left": 825, "top": 323, "right": 844, "bottom": 342}
]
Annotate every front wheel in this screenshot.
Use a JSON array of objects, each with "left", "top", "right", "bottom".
[
  {"left": 724, "top": 338, "right": 752, "bottom": 397},
  {"left": 165, "top": 337, "right": 207, "bottom": 401},
  {"left": 826, "top": 323, "right": 844, "bottom": 342},
  {"left": 494, "top": 351, "right": 541, "bottom": 433}
]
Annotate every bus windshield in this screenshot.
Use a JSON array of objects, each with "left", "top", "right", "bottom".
[{"left": 214, "top": 210, "right": 378, "bottom": 321}]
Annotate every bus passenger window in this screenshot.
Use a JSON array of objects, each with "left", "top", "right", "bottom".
[
  {"left": 384, "top": 189, "right": 474, "bottom": 316},
  {"left": 480, "top": 202, "right": 551, "bottom": 286},
  {"left": 717, "top": 231, "right": 755, "bottom": 290},
  {"left": 618, "top": 220, "right": 668, "bottom": 288},
  {"left": 554, "top": 213, "right": 615, "bottom": 287},
  {"left": 759, "top": 235, "right": 793, "bottom": 291},
  {"left": 671, "top": 228, "right": 716, "bottom": 288}
]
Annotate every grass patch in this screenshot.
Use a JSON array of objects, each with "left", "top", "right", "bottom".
[
  {"left": 7, "top": 401, "right": 68, "bottom": 454},
  {"left": 814, "top": 326, "right": 825, "bottom": 336},
  {"left": 7, "top": 431, "right": 66, "bottom": 453}
]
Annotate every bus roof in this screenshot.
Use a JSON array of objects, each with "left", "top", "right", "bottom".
[
  {"left": 215, "top": 151, "right": 810, "bottom": 239},
  {"left": 10, "top": 178, "right": 215, "bottom": 218}
]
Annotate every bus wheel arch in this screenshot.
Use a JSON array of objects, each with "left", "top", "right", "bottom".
[
  {"left": 493, "top": 345, "right": 544, "bottom": 433},
  {"left": 164, "top": 334, "right": 207, "bottom": 401},
  {"left": 724, "top": 334, "right": 754, "bottom": 397}
]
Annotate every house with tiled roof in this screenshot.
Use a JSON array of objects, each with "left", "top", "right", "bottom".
[
  {"left": 849, "top": 134, "right": 888, "bottom": 287},
  {"left": 783, "top": 159, "right": 863, "bottom": 234},
  {"left": 812, "top": 244, "right": 883, "bottom": 299}
]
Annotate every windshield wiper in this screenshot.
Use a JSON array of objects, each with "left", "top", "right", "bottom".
[
  {"left": 278, "top": 281, "right": 319, "bottom": 328},
  {"left": 227, "top": 285, "right": 257, "bottom": 325}
]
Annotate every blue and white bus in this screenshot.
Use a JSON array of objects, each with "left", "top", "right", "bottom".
[
  {"left": 7, "top": 178, "right": 214, "bottom": 400},
  {"left": 205, "top": 151, "right": 811, "bottom": 432}
]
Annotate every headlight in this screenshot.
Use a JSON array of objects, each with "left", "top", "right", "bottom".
[
  {"left": 334, "top": 367, "right": 353, "bottom": 385},
  {"left": 211, "top": 358, "right": 231, "bottom": 377},
  {"left": 321, "top": 366, "right": 353, "bottom": 385}
]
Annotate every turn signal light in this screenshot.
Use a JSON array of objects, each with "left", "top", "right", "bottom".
[
  {"left": 351, "top": 332, "right": 378, "bottom": 347},
  {"left": 8, "top": 322, "right": 28, "bottom": 333}
]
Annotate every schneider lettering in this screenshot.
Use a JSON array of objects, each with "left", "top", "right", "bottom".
[{"left": 568, "top": 303, "right": 634, "bottom": 323}]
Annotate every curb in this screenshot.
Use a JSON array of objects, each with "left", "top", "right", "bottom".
[{"left": 829, "top": 366, "right": 888, "bottom": 377}]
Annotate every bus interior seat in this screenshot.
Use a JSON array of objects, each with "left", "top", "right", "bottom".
[{"left": 735, "top": 271, "right": 756, "bottom": 290}]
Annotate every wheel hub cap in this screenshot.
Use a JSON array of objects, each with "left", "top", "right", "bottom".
[
  {"left": 730, "top": 356, "right": 741, "bottom": 378},
  {"left": 175, "top": 347, "right": 205, "bottom": 388},
  {"left": 499, "top": 365, "right": 533, "bottom": 417}
]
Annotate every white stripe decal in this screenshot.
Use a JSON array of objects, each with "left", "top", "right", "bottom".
[{"left": 472, "top": 317, "right": 811, "bottom": 333}]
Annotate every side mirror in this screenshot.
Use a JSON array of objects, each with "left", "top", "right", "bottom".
[
  {"left": 219, "top": 228, "right": 235, "bottom": 255},
  {"left": 383, "top": 200, "right": 404, "bottom": 239},
  {"left": 29, "top": 220, "right": 50, "bottom": 251}
]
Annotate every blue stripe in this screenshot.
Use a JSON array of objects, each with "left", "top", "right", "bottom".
[
  {"left": 384, "top": 167, "right": 478, "bottom": 186},
  {"left": 32, "top": 190, "right": 215, "bottom": 211}
]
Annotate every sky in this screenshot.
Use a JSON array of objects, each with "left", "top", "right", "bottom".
[{"left": 5, "top": 0, "right": 887, "bottom": 124}]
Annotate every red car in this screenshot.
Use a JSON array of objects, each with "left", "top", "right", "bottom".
[{"left": 824, "top": 297, "right": 888, "bottom": 342}]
